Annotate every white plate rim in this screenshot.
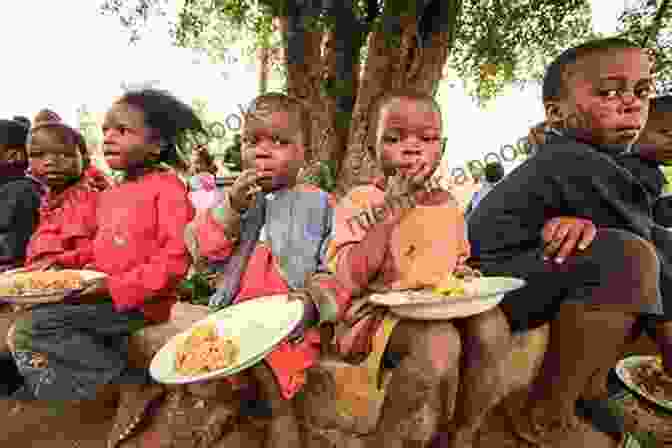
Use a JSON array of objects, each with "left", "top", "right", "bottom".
[{"left": 149, "top": 295, "right": 304, "bottom": 385}]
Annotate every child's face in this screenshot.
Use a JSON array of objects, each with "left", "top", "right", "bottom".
[
  {"left": 638, "top": 110, "right": 672, "bottom": 152},
  {"left": 102, "top": 102, "right": 159, "bottom": 170},
  {"left": 28, "top": 128, "right": 83, "bottom": 190},
  {"left": 0, "top": 144, "right": 26, "bottom": 163},
  {"left": 375, "top": 97, "right": 442, "bottom": 177},
  {"left": 546, "top": 48, "right": 653, "bottom": 146},
  {"left": 241, "top": 109, "right": 305, "bottom": 192}
]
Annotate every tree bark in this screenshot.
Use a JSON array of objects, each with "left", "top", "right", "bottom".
[
  {"left": 336, "top": 4, "right": 458, "bottom": 195},
  {"left": 257, "top": 47, "right": 269, "bottom": 95}
]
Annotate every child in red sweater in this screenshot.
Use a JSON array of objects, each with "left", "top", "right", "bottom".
[
  {"left": 24, "top": 110, "right": 112, "bottom": 270},
  {"left": 10, "top": 91, "right": 201, "bottom": 413}
]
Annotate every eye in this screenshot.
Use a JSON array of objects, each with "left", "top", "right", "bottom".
[
  {"left": 422, "top": 136, "right": 440, "bottom": 143},
  {"left": 271, "top": 136, "right": 291, "bottom": 146},
  {"left": 118, "top": 126, "right": 128, "bottom": 136},
  {"left": 599, "top": 89, "right": 619, "bottom": 99},
  {"left": 383, "top": 135, "right": 400, "bottom": 144},
  {"left": 635, "top": 85, "right": 653, "bottom": 99},
  {"left": 242, "top": 135, "right": 257, "bottom": 146}
]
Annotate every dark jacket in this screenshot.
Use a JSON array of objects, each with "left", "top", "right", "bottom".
[
  {"left": 468, "top": 132, "right": 662, "bottom": 266},
  {"left": 0, "top": 176, "right": 42, "bottom": 267}
]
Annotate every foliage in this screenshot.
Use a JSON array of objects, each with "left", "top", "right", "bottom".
[
  {"left": 98, "top": 0, "right": 599, "bottom": 105},
  {"left": 178, "top": 271, "right": 213, "bottom": 305},
  {"left": 223, "top": 134, "right": 242, "bottom": 172},
  {"left": 301, "top": 159, "right": 338, "bottom": 192},
  {"left": 618, "top": 0, "right": 672, "bottom": 95}
]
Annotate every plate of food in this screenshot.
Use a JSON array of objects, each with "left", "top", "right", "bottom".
[
  {"left": 0, "top": 270, "right": 107, "bottom": 304},
  {"left": 150, "top": 294, "right": 304, "bottom": 385},
  {"left": 615, "top": 355, "right": 672, "bottom": 412},
  {"left": 368, "top": 276, "right": 526, "bottom": 320}
]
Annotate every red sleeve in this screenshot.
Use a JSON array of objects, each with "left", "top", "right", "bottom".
[
  {"left": 25, "top": 189, "right": 99, "bottom": 269},
  {"left": 108, "top": 176, "right": 195, "bottom": 311}
]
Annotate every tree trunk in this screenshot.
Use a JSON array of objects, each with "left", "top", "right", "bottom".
[
  {"left": 257, "top": 47, "right": 269, "bottom": 95},
  {"left": 336, "top": 14, "right": 456, "bottom": 195}
]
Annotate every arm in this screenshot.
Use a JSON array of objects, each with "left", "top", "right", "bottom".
[
  {"left": 327, "top": 186, "right": 394, "bottom": 298},
  {"left": 108, "top": 180, "right": 195, "bottom": 312}
]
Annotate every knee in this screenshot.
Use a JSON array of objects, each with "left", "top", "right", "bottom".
[
  {"left": 462, "top": 307, "right": 511, "bottom": 355},
  {"left": 412, "top": 322, "right": 462, "bottom": 376}
]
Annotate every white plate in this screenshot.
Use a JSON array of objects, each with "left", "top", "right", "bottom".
[
  {"left": 0, "top": 270, "right": 107, "bottom": 304},
  {"left": 150, "top": 294, "right": 304, "bottom": 385},
  {"left": 368, "top": 277, "right": 526, "bottom": 320}
]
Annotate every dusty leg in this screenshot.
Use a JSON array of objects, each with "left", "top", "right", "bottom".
[
  {"left": 510, "top": 304, "right": 638, "bottom": 445},
  {"left": 448, "top": 307, "right": 511, "bottom": 448},
  {"left": 250, "top": 362, "right": 302, "bottom": 448},
  {"left": 366, "top": 320, "right": 461, "bottom": 448}
]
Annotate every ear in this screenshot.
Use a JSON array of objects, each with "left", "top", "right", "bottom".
[{"left": 544, "top": 100, "right": 566, "bottom": 124}]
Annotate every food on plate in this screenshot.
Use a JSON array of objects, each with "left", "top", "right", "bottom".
[
  {"left": 175, "top": 323, "right": 239, "bottom": 376},
  {"left": 632, "top": 357, "right": 672, "bottom": 404},
  {"left": 0, "top": 270, "right": 85, "bottom": 296},
  {"left": 390, "top": 204, "right": 466, "bottom": 290},
  {"left": 431, "top": 270, "right": 480, "bottom": 297}
]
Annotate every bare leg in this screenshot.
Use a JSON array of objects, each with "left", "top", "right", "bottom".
[
  {"left": 510, "top": 304, "right": 638, "bottom": 445},
  {"left": 365, "top": 320, "right": 461, "bottom": 448},
  {"left": 448, "top": 307, "right": 511, "bottom": 448},
  {"left": 250, "top": 362, "right": 302, "bottom": 448}
]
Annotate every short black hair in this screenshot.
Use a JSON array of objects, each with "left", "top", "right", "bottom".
[
  {"left": 652, "top": 95, "right": 672, "bottom": 114},
  {"left": 542, "top": 38, "right": 641, "bottom": 102},
  {"left": 484, "top": 162, "right": 504, "bottom": 183},
  {"left": 117, "top": 88, "right": 206, "bottom": 166},
  {"left": 12, "top": 116, "right": 31, "bottom": 129}
]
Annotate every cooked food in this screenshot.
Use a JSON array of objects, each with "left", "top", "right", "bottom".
[
  {"left": 175, "top": 323, "right": 239, "bottom": 376},
  {"left": 0, "top": 270, "right": 85, "bottom": 296},
  {"left": 431, "top": 270, "right": 480, "bottom": 297},
  {"left": 633, "top": 357, "right": 672, "bottom": 404}
]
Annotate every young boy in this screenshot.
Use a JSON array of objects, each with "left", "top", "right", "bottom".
[
  {"left": 0, "top": 118, "right": 42, "bottom": 272},
  {"left": 185, "top": 93, "right": 349, "bottom": 448},
  {"left": 23, "top": 110, "right": 112, "bottom": 270},
  {"left": 329, "top": 89, "right": 510, "bottom": 448},
  {"left": 468, "top": 38, "right": 661, "bottom": 445}
]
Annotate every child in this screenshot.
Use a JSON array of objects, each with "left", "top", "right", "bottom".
[
  {"left": 187, "top": 145, "right": 219, "bottom": 214},
  {"left": 0, "top": 118, "right": 42, "bottom": 272},
  {"left": 468, "top": 38, "right": 661, "bottom": 444},
  {"left": 329, "top": 89, "right": 510, "bottom": 448},
  {"left": 185, "top": 92, "right": 349, "bottom": 448},
  {"left": 10, "top": 89, "right": 198, "bottom": 413},
  {"left": 24, "top": 110, "right": 112, "bottom": 270}
]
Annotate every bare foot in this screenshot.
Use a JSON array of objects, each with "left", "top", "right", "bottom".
[{"left": 504, "top": 398, "right": 580, "bottom": 445}]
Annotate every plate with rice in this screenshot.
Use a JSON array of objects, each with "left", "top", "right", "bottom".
[
  {"left": 150, "top": 294, "right": 304, "bottom": 384},
  {"left": 0, "top": 269, "right": 107, "bottom": 304},
  {"left": 369, "top": 276, "right": 526, "bottom": 320}
]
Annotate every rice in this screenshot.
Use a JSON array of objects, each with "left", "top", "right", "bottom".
[
  {"left": 175, "top": 323, "right": 239, "bottom": 376},
  {"left": 0, "top": 271, "right": 84, "bottom": 296}
]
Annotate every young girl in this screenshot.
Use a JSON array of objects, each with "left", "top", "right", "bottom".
[
  {"left": 0, "top": 118, "right": 42, "bottom": 272},
  {"left": 10, "top": 90, "right": 199, "bottom": 409},
  {"left": 187, "top": 145, "right": 219, "bottom": 214},
  {"left": 329, "top": 89, "right": 510, "bottom": 448},
  {"left": 24, "top": 110, "right": 112, "bottom": 270},
  {"left": 186, "top": 93, "right": 350, "bottom": 448}
]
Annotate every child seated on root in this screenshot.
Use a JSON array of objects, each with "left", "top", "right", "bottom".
[
  {"left": 23, "top": 110, "right": 112, "bottom": 271},
  {"left": 9, "top": 90, "right": 198, "bottom": 423},
  {"left": 185, "top": 92, "right": 350, "bottom": 448},
  {"left": 0, "top": 118, "right": 42, "bottom": 272},
  {"left": 328, "top": 89, "right": 511, "bottom": 448}
]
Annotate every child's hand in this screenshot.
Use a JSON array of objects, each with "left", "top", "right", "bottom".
[
  {"left": 229, "top": 169, "right": 261, "bottom": 212},
  {"left": 542, "top": 217, "right": 596, "bottom": 264}
]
